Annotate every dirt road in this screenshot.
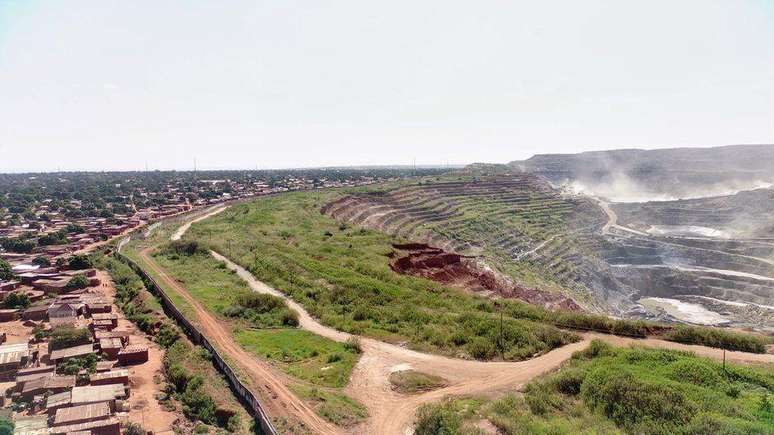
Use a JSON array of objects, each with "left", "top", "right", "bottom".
[
  {"left": 212, "top": 251, "right": 774, "bottom": 434},
  {"left": 137, "top": 248, "right": 342, "bottom": 435},
  {"left": 170, "top": 205, "right": 227, "bottom": 241},
  {"left": 158, "top": 205, "right": 774, "bottom": 435}
]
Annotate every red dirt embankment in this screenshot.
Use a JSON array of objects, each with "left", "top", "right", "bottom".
[{"left": 389, "top": 243, "right": 581, "bottom": 311}]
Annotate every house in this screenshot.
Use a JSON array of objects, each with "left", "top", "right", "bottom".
[
  {"left": 91, "top": 313, "right": 118, "bottom": 328},
  {"left": 0, "top": 342, "right": 29, "bottom": 380},
  {"left": 89, "top": 369, "right": 129, "bottom": 386},
  {"left": 0, "top": 280, "right": 20, "bottom": 292},
  {"left": 20, "top": 375, "right": 75, "bottom": 399},
  {"left": 48, "top": 302, "right": 79, "bottom": 319},
  {"left": 70, "top": 383, "right": 126, "bottom": 407},
  {"left": 117, "top": 344, "right": 148, "bottom": 365},
  {"left": 98, "top": 338, "right": 122, "bottom": 360},
  {"left": 94, "top": 330, "right": 129, "bottom": 345},
  {"left": 15, "top": 365, "right": 55, "bottom": 383},
  {"left": 21, "top": 304, "right": 50, "bottom": 321},
  {"left": 53, "top": 402, "right": 112, "bottom": 427},
  {"left": 45, "top": 390, "right": 72, "bottom": 415},
  {"left": 49, "top": 417, "right": 120, "bottom": 435},
  {"left": 49, "top": 343, "right": 96, "bottom": 364},
  {"left": 12, "top": 415, "right": 49, "bottom": 435},
  {"left": 95, "top": 360, "right": 116, "bottom": 372},
  {"left": 0, "top": 309, "right": 18, "bottom": 322}
]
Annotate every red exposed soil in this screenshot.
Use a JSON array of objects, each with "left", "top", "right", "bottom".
[{"left": 389, "top": 243, "right": 581, "bottom": 311}]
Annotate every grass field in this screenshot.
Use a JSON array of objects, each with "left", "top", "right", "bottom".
[
  {"left": 122, "top": 227, "right": 366, "bottom": 426},
  {"left": 186, "top": 191, "right": 580, "bottom": 361},
  {"left": 416, "top": 341, "right": 774, "bottom": 434}
]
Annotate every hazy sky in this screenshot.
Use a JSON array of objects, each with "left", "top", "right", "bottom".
[{"left": 1, "top": 1, "right": 773, "bottom": 172}]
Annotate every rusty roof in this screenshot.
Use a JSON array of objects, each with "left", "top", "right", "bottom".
[
  {"left": 118, "top": 344, "right": 147, "bottom": 354},
  {"left": 89, "top": 369, "right": 128, "bottom": 383},
  {"left": 21, "top": 375, "right": 76, "bottom": 394},
  {"left": 49, "top": 417, "right": 119, "bottom": 434},
  {"left": 54, "top": 402, "right": 112, "bottom": 425},
  {"left": 46, "top": 390, "right": 72, "bottom": 409},
  {"left": 98, "top": 338, "right": 122, "bottom": 349},
  {"left": 70, "top": 384, "right": 125, "bottom": 404},
  {"left": 49, "top": 343, "right": 95, "bottom": 361}
]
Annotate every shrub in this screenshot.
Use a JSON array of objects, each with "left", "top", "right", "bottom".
[
  {"left": 165, "top": 240, "right": 208, "bottom": 256},
  {"left": 65, "top": 274, "right": 90, "bottom": 290},
  {"left": 0, "top": 419, "right": 13, "bottom": 435},
  {"left": 32, "top": 256, "right": 51, "bottom": 267},
  {"left": 552, "top": 367, "right": 586, "bottom": 396},
  {"left": 0, "top": 259, "right": 14, "bottom": 281},
  {"left": 49, "top": 326, "right": 91, "bottom": 351},
  {"left": 59, "top": 353, "right": 97, "bottom": 375},
  {"left": 68, "top": 254, "right": 93, "bottom": 270},
  {"left": 581, "top": 368, "right": 694, "bottom": 430},
  {"left": 156, "top": 323, "right": 180, "bottom": 348},
  {"left": 467, "top": 336, "right": 496, "bottom": 360},
  {"left": 124, "top": 422, "right": 145, "bottom": 435},
  {"left": 414, "top": 401, "right": 461, "bottom": 435},
  {"left": 664, "top": 326, "right": 767, "bottom": 354},
  {"left": 344, "top": 337, "right": 362, "bottom": 354},
  {"left": 2, "top": 292, "right": 30, "bottom": 309}
]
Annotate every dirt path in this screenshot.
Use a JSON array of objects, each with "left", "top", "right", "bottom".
[
  {"left": 170, "top": 205, "right": 227, "bottom": 241},
  {"left": 95, "top": 271, "right": 179, "bottom": 433},
  {"left": 160, "top": 205, "right": 774, "bottom": 435},
  {"left": 212, "top": 251, "right": 774, "bottom": 434},
  {"left": 137, "top": 248, "right": 341, "bottom": 435}
]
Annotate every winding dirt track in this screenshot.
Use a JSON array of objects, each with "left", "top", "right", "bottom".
[
  {"left": 147, "top": 206, "right": 774, "bottom": 435},
  {"left": 212, "top": 251, "right": 774, "bottom": 434}
]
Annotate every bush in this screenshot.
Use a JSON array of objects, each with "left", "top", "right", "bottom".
[
  {"left": 68, "top": 254, "right": 93, "bottom": 270},
  {"left": 32, "top": 256, "right": 51, "bottom": 267},
  {"left": 414, "top": 401, "right": 461, "bottom": 435},
  {"left": 123, "top": 422, "right": 145, "bottom": 435},
  {"left": 664, "top": 326, "right": 767, "bottom": 354},
  {"left": 59, "top": 353, "right": 97, "bottom": 375},
  {"left": 156, "top": 323, "right": 180, "bottom": 348},
  {"left": 2, "top": 292, "right": 30, "bottom": 309},
  {"left": 467, "top": 336, "right": 496, "bottom": 360},
  {"left": 552, "top": 367, "right": 586, "bottom": 396},
  {"left": 0, "top": 419, "right": 13, "bottom": 435},
  {"left": 66, "top": 274, "right": 90, "bottom": 290},
  {"left": 165, "top": 240, "right": 208, "bottom": 256},
  {"left": 49, "top": 326, "right": 92, "bottom": 351},
  {"left": 581, "top": 368, "right": 694, "bottom": 430},
  {"left": 344, "top": 337, "right": 362, "bottom": 354},
  {"left": 0, "top": 259, "right": 14, "bottom": 281}
]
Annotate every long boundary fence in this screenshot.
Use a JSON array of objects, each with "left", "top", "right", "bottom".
[{"left": 115, "top": 247, "right": 278, "bottom": 435}]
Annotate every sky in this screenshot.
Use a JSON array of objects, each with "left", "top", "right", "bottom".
[{"left": 0, "top": 0, "right": 773, "bottom": 172}]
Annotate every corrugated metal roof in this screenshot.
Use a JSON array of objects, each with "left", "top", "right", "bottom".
[
  {"left": 49, "top": 344, "right": 95, "bottom": 361},
  {"left": 54, "top": 402, "right": 111, "bottom": 425},
  {"left": 98, "top": 338, "right": 122, "bottom": 349},
  {"left": 46, "top": 390, "right": 72, "bottom": 409},
  {"left": 13, "top": 415, "right": 48, "bottom": 435},
  {"left": 22, "top": 375, "right": 75, "bottom": 394},
  {"left": 70, "top": 384, "right": 125, "bottom": 404},
  {"left": 0, "top": 342, "right": 29, "bottom": 365},
  {"left": 49, "top": 417, "right": 119, "bottom": 434},
  {"left": 118, "top": 344, "right": 147, "bottom": 354},
  {"left": 89, "top": 370, "right": 128, "bottom": 382}
]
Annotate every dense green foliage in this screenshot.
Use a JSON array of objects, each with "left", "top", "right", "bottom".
[
  {"left": 32, "top": 256, "right": 51, "bottom": 267},
  {"left": 2, "top": 292, "right": 29, "bottom": 309},
  {"left": 0, "top": 418, "right": 13, "bottom": 435},
  {"left": 189, "top": 191, "right": 769, "bottom": 354},
  {"left": 0, "top": 259, "right": 14, "bottom": 281},
  {"left": 482, "top": 341, "right": 774, "bottom": 434},
  {"left": 49, "top": 326, "right": 91, "bottom": 351},
  {"left": 0, "top": 237, "right": 35, "bottom": 253},
  {"left": 65, "top": 274, "right": 89, "bottom": 290},
  {"left": 187, "top": 192, "right": 578, "bottom": 360},
  {"left": 59, "top": 353, "right": 97, "bottom": 375},
  {"left": 68, "top": 254, "right": 93, "bottom": 270},
  {"left": 664, "top": 325, "right": 768, "bottom": 354},
  {"left": 96, "top": 255, "right": 181, "bottom": 346}
]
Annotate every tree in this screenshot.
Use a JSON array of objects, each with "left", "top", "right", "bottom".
[
  {"left": 0, "top": 418, "right": 13, "bottom": 435},
  {"left": 3, "top": 292, "right": 30, "bottom": 309},
  {"left": 123, "top": 422, "right": 145, "bottom": 435},
  {"left": 32, "top": 256, "right": 51, "bottom": 267},
  {"left": 68, "top": 255, "right": 92, "bottom": 270},
  {"left": 66, "top": 274, "right": 89, "bottom": 290},
  {"left": 0, "top": 259, "right": 14, "bottom": 281}
]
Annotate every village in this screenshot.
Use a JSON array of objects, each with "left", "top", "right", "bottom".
[{"left": 0, "top": 259, "right": 173, "bottom": 435}]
